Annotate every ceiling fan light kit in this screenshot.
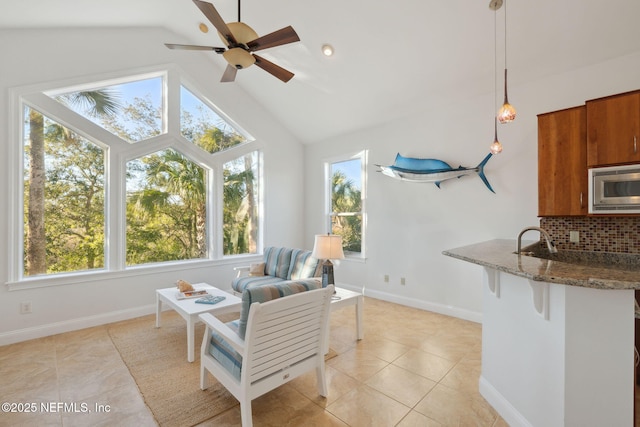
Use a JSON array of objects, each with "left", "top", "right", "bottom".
[
  {"left": 219, "top": 22, "right": 258, "bottom": 46},
  {"left": 223, "top": 47, "right": 256, "bottom": 69},
  {"left": 165, "top": 0, "right": 300, "bottom": 83}
]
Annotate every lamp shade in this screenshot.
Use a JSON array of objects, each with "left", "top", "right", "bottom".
[{"left": 311, "top": 234, "right": 345, "bottom": 260}]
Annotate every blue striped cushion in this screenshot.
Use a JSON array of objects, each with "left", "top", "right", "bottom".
[
  {"left": 288, "top": 249, "right": 321, "bottom": 280},
  {"left": 208, "top": 320, "right": 242, "bottom": 381},
  {"left": 237, "top": 280, "right": 321, "bottom": 339},
  {"left": 231, "top": 275, "right": 286, "bottom": 293},
  {"left": 263, "top": 247, "right": 293, "bottom": 279}
]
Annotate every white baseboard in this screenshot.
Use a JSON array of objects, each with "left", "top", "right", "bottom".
[
  {"left": 0, "top": 304, "right": 157, "bottom": 346},
  {"left": 479, "top": 375, "right": 532, "bottom": 427},
  {"left": 360, "top": 287, "right": 483, "bottom": 323}
]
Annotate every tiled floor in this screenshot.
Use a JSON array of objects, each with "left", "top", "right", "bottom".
[{"left": 0, "top": 296, "right": 509, "bottom": 426}]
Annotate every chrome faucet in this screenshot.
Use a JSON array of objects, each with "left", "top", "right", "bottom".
[{"left": 517, "top": 226, "right": 558, "bottom": 254}]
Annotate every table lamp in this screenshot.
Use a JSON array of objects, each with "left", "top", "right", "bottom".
[{"left": 311, "top": 234, "right": 345, "bottom": 287}]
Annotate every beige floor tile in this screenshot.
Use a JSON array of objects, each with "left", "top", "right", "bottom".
[
  {"left": 418, "top": 334, "right": 477, "bottom": 363},
  {"left": 0, "top": 411, "right": 63, "bottom": 427},
  {"left": 60, "top": 382, "right": 156, "bottom": 427},
  {"left": 414, "top": 384, "right": 497, "bottom": 427},
  {"left": 288, "top": 365, "right": 360, "bottom": 407},
  {"left": 0, "top": 335, "right": 57, "bottom": 363},
  {"left": 249, "top": 385, "right": 332, "bottom": 427},
  {"left": 326, "top": 384, "right": 410, "bottom": 427},
  {"left": 397, "top": 410, "right": 443, "bottom": 427},
  {"left": 327, "top": 347, "right": 389, "bottom": 382},
  {"left": 365, "top": 364, "right": 436, "bottom": 408},
  {"left": 353, "top": 334, "right": 411, "bottom": 363},
  {"left": 392, "top": 348, "right": 456, "bottom": 382},
  {"left": 439, "top": 356, "right": 482, "bottom": 398},
  {"left": 57, "top": 355, "right": 135, "bottom": 401},
  {"left": 377, "top": 328, "right": 433, "bottom": 349},
  {"left": 0, "top": 360, "right": 59, "bottom": 398}
]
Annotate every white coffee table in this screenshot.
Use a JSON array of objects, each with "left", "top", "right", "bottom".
[
  {"left": 328, "top": 286, "right": 364, "bottom": 352},
  {"left": 156, "top": 283, "right": 241, "bottom": 362}
]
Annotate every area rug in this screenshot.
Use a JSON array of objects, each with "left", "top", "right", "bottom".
[{"left": 108, "top": 311, "right": 337, "bottom": 427}]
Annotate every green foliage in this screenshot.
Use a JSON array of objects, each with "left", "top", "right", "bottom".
[
  {"left": 331, "top": 171, "right": 362, "bottom": 253},
  {"left": 125, "top": 149, "right": 207, "bottom": 265},
  {"left": 222, "top": 153, "right": 258, "bottom": 255}
]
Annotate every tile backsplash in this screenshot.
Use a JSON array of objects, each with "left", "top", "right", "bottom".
[{"left": 540, "top": 217, "right": 640, "bottom": 254}]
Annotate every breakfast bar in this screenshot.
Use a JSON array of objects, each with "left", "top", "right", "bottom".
[{"left": 443, "top": 239, "right": 640, "bottom": 427}]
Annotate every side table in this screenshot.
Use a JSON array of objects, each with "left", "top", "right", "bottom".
[{"left": 156, "top": 283, "right": 241, "bottom": 362}]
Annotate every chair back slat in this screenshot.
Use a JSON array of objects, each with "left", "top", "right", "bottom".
[{"left": 243, "top": 287, "right": 331, "bottom": 385}]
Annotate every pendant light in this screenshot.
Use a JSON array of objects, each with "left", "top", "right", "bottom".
[
  {"left": 489, "top": 0, "right": 503, "bottom": 154},
  {"left": 495, "top": 0, "right": 516, "bottom": 123}
]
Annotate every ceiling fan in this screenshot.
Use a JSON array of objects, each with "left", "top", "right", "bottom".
[{"left": 165, "top": 0, "right": 300, "bottom": 83}]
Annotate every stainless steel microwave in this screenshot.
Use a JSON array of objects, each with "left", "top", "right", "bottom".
[{"left": 589, "top": 164, "right": 640, "bottom": 214}]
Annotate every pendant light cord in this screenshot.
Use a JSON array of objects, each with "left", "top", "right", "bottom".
[
  {"left": 238, "top": 0, "right": 241, "bottom": 22},
  {"left": 503, "top": 0, "right": 509, "bottom": 103},
  {"left": 504, "top": 0, "right": 507, "bottom": 69},
  {"left": 494, "top": 5, "right": 497, "bottom": 119}
]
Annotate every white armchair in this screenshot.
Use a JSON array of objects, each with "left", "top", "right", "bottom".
[{"left": 199, "top": 283, "right": 333, "bottom": 427}]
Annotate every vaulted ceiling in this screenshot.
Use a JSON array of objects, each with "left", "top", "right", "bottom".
[{"left": 2, "top": 0, "right": 640, "bottom": 144}]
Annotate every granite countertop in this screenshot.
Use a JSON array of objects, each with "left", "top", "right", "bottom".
[{"left": 442, "top": 239, "right": 640, "bottom": 290}]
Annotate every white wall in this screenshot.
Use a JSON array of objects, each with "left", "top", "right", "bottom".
[
  {"left": 0, "top": 27, "right": 305, "bottom": 344},
  {"left": 304, "top": 50, "right": 640, "bottom": 321}
]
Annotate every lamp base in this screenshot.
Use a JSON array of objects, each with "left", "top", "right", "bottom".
[{"left": 321, "top": 260, "right": 334, "bottom": 288}]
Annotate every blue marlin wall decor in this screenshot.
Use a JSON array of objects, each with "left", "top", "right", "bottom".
[{"left": 376, "top": 153, "right": 495, "bottom": 193}]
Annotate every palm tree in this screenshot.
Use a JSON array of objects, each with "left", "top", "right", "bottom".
[
  {"left": 331, "top": 171, "right": 362, "bottom": 253},
  {"left": 146, "top": 149, "right": 207, "bottom": 258},
  {"left": 25, "top": 90, "right": 121, "bottom": 275}
]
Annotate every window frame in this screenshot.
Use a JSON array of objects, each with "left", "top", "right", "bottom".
[
  {"left": 7, "top": 66, "right": 263, "bottom": 289},
  {"left": 323, "top": 150, "right": 367, "bottom": 260}
]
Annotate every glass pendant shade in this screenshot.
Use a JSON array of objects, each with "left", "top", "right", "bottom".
[
  {"left": 490, "top": 119, "right": 503, "bottom": 154},
  {"left": 497, "top": 69, "right": 516, "bottom": 123},
  {"left": 497, "top": 102, "right": 516, "bottom": 123},
  {"left": 490, "top": 140, "right": 503, "bottom": 154}
]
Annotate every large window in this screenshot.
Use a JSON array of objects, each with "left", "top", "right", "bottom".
[
  {"left": 326, "top": 152, "right": 366, "bottom": 258},
  {"left": 16, "top": 69, "right": 259, "bottom": 281},
  {"left": 23, "top": 106, "right": 106, "bottom": 276}
]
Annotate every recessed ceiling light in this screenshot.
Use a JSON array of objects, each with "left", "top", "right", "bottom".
[
  {"left": 199, "top": 23, "right": 209, "bottom": 33},
  {"left": 321, "top": 44, "right": 334, "bottom": 57}
]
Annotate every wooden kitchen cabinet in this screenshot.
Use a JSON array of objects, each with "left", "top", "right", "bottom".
[
  {"left": 586, "top": 91, "right": 640, "bottom": 167},
  {"left": 537, "top": 106, "right": 588, "bottom": 216}
]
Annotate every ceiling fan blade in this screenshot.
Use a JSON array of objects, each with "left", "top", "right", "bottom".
[
  {"left": 247, "top": 26, "right": 300, "bottom": 52},
  {"left": 192, "top": 0, "right": 237, "bottom": 46},
  {"left": 253, "top": 54, "right": 294, "bottom": 83},
  {"left": 220, "top": 64, "right": 238, "bottom": 82},
  {"left": 165, "top": 43, "right": 226, "bottom": 53}
]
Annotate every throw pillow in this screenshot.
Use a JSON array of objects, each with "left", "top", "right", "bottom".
[{"left": 249, "top": 262, "right": 265, "bottom": 276}]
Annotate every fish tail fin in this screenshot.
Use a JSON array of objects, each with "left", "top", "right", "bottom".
[
  {"left": 435, "top": 181, "right": 442, "bottom": 189},
  {"left": 477, "top": 153, "right": 495, "bottom": 193}
]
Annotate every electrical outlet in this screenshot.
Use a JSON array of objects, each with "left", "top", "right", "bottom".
[
  {"left": 569, "top": 230, "right": 579, "bottom": 243},
  {"left": 20, "top": 301, "right": 32, "bottom": 314},
  {"left": 400, "top": 277, "right": 406, "bottom": 286},
  {"left": 384, "top": 275, "right": 389, "bottom": 283}
]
